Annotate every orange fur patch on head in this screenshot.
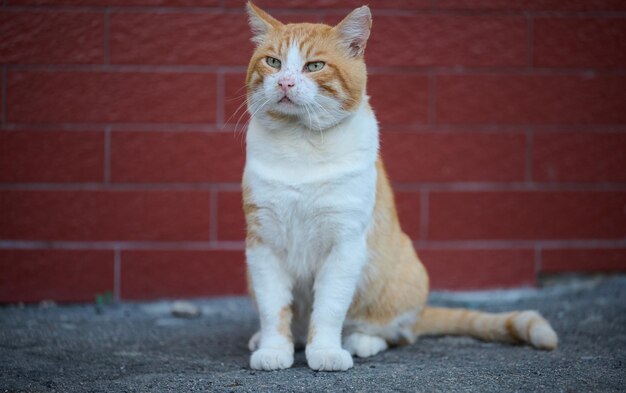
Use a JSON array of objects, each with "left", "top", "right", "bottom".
[{"left": 245, "top": 11, "right": 368, "bottom": 114}]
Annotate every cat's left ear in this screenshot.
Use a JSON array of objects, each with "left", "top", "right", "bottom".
[
  {"left": 246, "top": 2, "right": 283, "bottom": 45},
  {"left": 333, "top": 5, "right": 372, "bottom": 57}
]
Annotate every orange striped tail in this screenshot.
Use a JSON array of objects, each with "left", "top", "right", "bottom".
[{"left": 413, "top": 307, "right": 558, "bottom": 350}]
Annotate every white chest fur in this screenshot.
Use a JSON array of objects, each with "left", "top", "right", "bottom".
[{"left": 244, "top": 102, "right": 379, "bottom": 281}]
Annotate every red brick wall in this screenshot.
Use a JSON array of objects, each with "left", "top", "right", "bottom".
[{"left": 1, "top": 0, "right": 625, "bottom": 303}]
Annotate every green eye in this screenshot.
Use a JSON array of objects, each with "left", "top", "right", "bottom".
[
  {"left": 266, "top": 57, "right": 281, "bottom": 69},
  {"left": 306, "top": 61, "right": 325, "bottom": 72}
]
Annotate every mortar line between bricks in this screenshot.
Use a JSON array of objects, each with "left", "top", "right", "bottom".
[
  {"left": 113, "top": 248, "right": 121, "bottom": 302},
  {"left": 381, "top": 125, "right": 626, "bottom": 133},
  {"left": 3, "top": 123, "right": 243, "bottom": 132},
  {"left": 103, "top": 8, "right": 111, "bottom": 65},
  {"left": 419, "top": 190, "right": 429, "bottom": 241},
  {"left": 411, "top": 239, "right": 626, "bottom": 250},
  {"left": 216, "top": 71, "right": 225, "bottom": 126},
  {"left": 3, "top": 239, "right": 626, "bottom": 251},
  {"left": 0, "top": 240, "right": 247, "bottom": 250},
  {"left": 2, "top": 181, "right": 626, "bottom": 192},
  {"left": 0, "top": 182, "right": 244, "bottom": 191},
  {"left": 104, "top": 126, "right": 111, "bottom": 183},
  {"left": 392, "top": 182, "right": 626, "bottom": 192},
  {"left": 209, "top": 187, "right": 218, "bottom": 242},
  {"left": 526, "top": 127, "right": 534, "bottom": 183},
  {"left": 527, "top": 14, "right": 534, "bottom": 67},
  {"left": 5, "top": 122, "right": 626, "bottom": 133},
  {"left": 6, "top": 64, "right": 248, "bottom": 73}
]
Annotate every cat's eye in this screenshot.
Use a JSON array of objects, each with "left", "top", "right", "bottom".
[
  {"left": 305, "top": 61, "right": 325, "bottom": 72},
  {"left": 266, "top": 57, "right": 281, "bottom": 69}
]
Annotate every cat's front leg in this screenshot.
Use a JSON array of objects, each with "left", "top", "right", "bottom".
[
  {"left": 306, "top": 238, "right": 367, "bottom": 371},
  {"left": 247, "top": 244, "right": 294, "bottom": 370}
]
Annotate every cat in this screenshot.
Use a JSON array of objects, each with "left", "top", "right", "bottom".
[{"left": 241, "top": 2, "right": 558, "bottom": 371}]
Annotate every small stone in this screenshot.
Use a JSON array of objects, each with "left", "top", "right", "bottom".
[
  {"left": 39, "top": 300, "right": 57, "bottom": 309},
  {"left": 171, "top": 301, "right": 201, "bottom": 318}
]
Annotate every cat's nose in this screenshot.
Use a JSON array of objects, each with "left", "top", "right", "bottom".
[{"left": 278, "top": 76, "right": 295, "bottom": 93}]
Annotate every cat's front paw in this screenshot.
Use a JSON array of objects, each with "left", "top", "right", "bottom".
[
  {"left": 306, "top": 347, "right": 353, "bottom": 371},
  {"left": 250, "top": 348, "right": 294, "bottom": 370}
]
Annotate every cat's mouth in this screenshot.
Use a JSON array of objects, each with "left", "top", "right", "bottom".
[{"left": 278, "top": 96, "right": 295, "bottom": 105}]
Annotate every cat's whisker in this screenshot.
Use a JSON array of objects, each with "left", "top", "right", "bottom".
[
  {"left": 227, "top": 83, "right": 249, "bottom": 99},
  {"left": 246, "top": 96, "right": 274, "bottom": 128},
  {"left": 234, "top": 95, "right": 270, "bottom": 136},
  {"left": 234, "top": 96, "right": 271, "bottom": 146},
  {"left": 310, "top": 100, "right": 333, "bottom": 127},
  {"left": 226, "top": 91, "right": 250, "bottom": 102},
  {"left": 227, "top": 94, "right": 256, "bottom": 134},
  {"left": 303, "top": 102, "right": 326, "bottom": 144},
  {"left": 302, "top": 103, "right": 314, "bottom": 132}
]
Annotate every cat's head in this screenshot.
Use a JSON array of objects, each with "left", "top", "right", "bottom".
[{"left": 245, "top": 2, "right": 372, "bottom": 131}]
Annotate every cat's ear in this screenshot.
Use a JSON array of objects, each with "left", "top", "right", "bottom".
[
  {"left": 246, "top": 2, "right": 283, "bottom": 45},
  {"left": 333, "top": 5, "right": 372, "bottom": 57}
]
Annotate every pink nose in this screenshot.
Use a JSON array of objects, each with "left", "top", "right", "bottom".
[{"left": 278, "top": 77, "right": 295, "bottom": 93}]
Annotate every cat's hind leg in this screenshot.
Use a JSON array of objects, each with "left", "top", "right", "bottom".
[
  {"left": 344, "top": 332, "right": 388, "bottom": 358},
  {"left": 248, "top": 330, "right": 261, "bottom": 352}
]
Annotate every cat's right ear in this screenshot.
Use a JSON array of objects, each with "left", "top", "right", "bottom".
[
  {"left": 334, "top": 5, "right": 372, "bottom": 57},
  {"left": 246, "top": 2, "right": 282, "bottom": 45}
]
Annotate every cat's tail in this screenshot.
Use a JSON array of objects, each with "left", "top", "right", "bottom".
[{"left": 413, "top": 307, "right": 558, "bottom": 350}]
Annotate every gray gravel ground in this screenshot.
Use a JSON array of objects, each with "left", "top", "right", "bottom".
[{"left": 1, "top": 275, "right": 625, "bottom": 393}]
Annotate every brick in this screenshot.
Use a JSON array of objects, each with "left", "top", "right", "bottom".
[
  {"left": 428, "top": 191, "right": 626, "bottom": 240},
  {"left": 541, "top": 248, "right": 626, "bottom": 273},
  {"left": 7, "top": 72, "right": 216, "bottom": 124},
  {"left": 217, "top": 191, "right": 245, "bottom": 241},
  {"left": 110, "top": 131, "right": 244, "bottom": 183},
  {"left": 0, "top": 130, "right": 104, "bottom": 183},
  {"left": 0, "top": 190, "right": 211, "bottom": 241},
  {"left": 110, "top": 12, "right": 319, "bottom": 66},
  {"left": 435, "top": 0, "right": 626, "bottom": 11},
  {"left": 0, "top": 249, "right": 114, "bottom": 303},
  {"left": 381, "top": 131, "right": 526, "bottom": 182},
  {"left": 369, "top": 74, "right": 429, "bottom": 125},
  {"left": 418, "top": 248, "right": 535, "bottom": 289},
  {"left": 395, "top": 191, "right": 421, "bottom": 241},
  {"left": 0, "top": 12, "right": 103, "bottom": 65},
  {"left": 533, "top": 132, "right": 626, "bottom": 182},
  {"left": 368, "top": 15, "right": 527, "bottom": 67},
  {"left": 110, "top": 13, "right": 252, "bottom": 66},
  {"left": 534, "top": 18, "right": 626, "bottom": 68},
  {"left": 121, "top": 250, "right": 246, "bottom": 299},
  {"left": 436, "top": 75, "right": 626, "bottom": 125}
]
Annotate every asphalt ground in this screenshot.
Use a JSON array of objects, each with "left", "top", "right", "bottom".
[{"left": 1, "top": 275, "right": 625, "bottom": 392}]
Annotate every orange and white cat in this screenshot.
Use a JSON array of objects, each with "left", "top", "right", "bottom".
[{"left": 242, "top": 2, "right": 558, "bottom": 371}]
